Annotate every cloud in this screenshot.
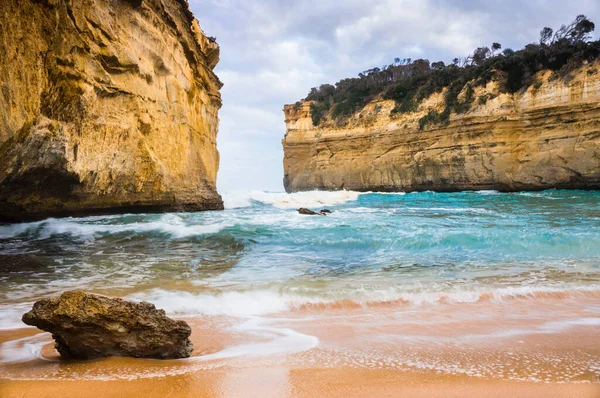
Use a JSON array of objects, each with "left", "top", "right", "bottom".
[{"left": 190, "top": 0, "right": 600, "bottom": 192}]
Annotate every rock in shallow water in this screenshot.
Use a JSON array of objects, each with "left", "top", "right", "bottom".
[
  {"left": 21, "top": 291, "right": 192, "bottom": 359},
  {"left": 298, "top": 208, "right": 331, "bottom": 216},
  {"left": 298, "top": 208, "right": 320, "bottom": 215}
]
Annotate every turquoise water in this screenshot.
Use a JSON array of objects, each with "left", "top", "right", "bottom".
[{"left": 1, "top": 189, "right": 599, "bottom": 324}]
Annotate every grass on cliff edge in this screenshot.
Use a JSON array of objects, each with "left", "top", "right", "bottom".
[{"left": 303, "top": 15, "right": 600, "bottom": 129}]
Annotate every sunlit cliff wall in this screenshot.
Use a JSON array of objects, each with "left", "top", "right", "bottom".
[
  {"left": 0, "top": 0, "right": 223, "bottom": 221},
  {"left": 283, "top": 64, "right": 600, "bottom": 193}
]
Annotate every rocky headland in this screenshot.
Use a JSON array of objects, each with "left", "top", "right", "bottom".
[
  {"left": 0, "top": 0, "right": 223, "bottom": 222},
  {"left": 283, "top": 19, "right": 600, "bottom": 193}
]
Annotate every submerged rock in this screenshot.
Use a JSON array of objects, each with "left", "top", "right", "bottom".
[
  {"left": 298, "top": 208, "right": 331, "bottom": 215},
  {"left": 298, "top": 208, "right": 321, "bottom": 215},
  {"left": 22, "top": 291, "right": 192, "bottom": 359}
]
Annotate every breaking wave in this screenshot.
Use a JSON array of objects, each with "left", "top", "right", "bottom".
[
  {"left": 0, "top": 214, "right": 232, "bottom": 240},
  {"left": 221, "top": 190, "right": 406, "bottom": 209},
  {"left": 222, "top": 190, "right": 365, "bottom": 209},
  {"left": 127, "top": 284, "right": 600, "bottom": 317}
]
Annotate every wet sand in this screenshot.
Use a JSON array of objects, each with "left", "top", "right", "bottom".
[{"left": 2, "top": 368, "right": 599, "bottom": 398}]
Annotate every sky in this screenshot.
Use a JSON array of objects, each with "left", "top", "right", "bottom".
[{"left": 189, "top": 0, "right": 600, "bottom": 192}]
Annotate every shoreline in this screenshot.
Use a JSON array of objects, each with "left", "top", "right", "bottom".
[
  {"left": 2, "top": 368, "right": 599, "bottom": 398},
  {"left": 2, "top": 296, "right": 599, "bottom": 395},
  {"left": 1, "top": 190, "right": 599, "bottom": 396}
]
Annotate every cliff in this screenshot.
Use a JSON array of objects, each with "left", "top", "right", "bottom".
[
  {"left": 0, "top": 0, "right": 223, "bottom": 222},
  {"left": 283, "top": 63, "right": 600, "bottom": 193}
]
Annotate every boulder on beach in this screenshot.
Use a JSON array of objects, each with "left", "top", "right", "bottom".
[{"left": 22, "top": 290, "right": 192, "bottom": 359}]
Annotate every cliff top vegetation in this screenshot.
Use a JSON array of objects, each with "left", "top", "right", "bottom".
[{"left": 303, "top": 15, "right": 600, "bottom": 129}]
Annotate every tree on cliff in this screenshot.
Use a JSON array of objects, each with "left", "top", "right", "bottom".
[
  {"left": 552, "top": 15, "right": 595, "bottom": 44},
  {"left": 540, "top": 27, "right": 553, "bottom": 44},
  {"left": 472, "top": 47, "right": 491, "bottom": 65},
  {"left": 491, "top": 42, "right": 502, "bottom": 55},
  {"left": 305, "top": 15, "right": 599, "bottom": 127}
]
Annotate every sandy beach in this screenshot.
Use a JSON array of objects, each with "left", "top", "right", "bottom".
[
  {"left": 2, "top": 191, "right": 600, "bottom": 397},
  {"left": 2, "top": 0, "right": 600, "bottom": 395},
  {"left": 2, "top": 292, "right": 599, "bottom": 397},
  {"left": 3, "top": 368, "right": 600, "bottom": 398}
]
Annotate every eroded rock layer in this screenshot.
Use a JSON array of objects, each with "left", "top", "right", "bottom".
[
  {"left": 283, "top": 65, "right": 600, "bottom": 193},
  {"left": 0, "top": 0, "right": 223, "bottom": 222}
]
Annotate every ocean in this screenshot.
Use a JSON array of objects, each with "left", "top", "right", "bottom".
[{"left": 1, "top": 190, "right": 599, "bottom": 383}]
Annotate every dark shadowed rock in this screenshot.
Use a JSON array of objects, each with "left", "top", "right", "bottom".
[
  {"left": 22, "top": 291, "right": 192, "bottom": 359},
  {"left": 298, "top": 208, "right": 324, "bottom": 216},
  {"left": 320, "top": 209, "right": 332, "bottom": 214}
]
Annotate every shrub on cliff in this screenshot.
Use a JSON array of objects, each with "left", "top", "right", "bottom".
[{"left": 305, "top": 15, "right": 599, "bottom": 127}]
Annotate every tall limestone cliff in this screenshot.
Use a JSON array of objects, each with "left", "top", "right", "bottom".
[
  {"left": 0, "top": 0, "right": 223, "bottom": 222},
  {"left": 283, "top": 64, "right": 600, "bottom": 193}
]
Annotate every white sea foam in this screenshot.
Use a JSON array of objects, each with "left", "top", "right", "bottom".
[
  {"left": 539, "top": 317, "right": 600, "bottom": 332},
  {"left": 128, "top": 290, "right": 292, "bottom": 317},
  {"left": 0, "top": 221, "right": 44, "bottom": 239},
  {"left": 222, "top": 190, "right": 364, "bottom": 209},
  {"left": 476, "top": 190, "right": 500, "bottom": 195},
  {"left": 0, "top": 303, "right": 35, "bottom": 330},
  {"left": 0, "top": 317, "right": 318, "bottom": 368},
  {"left": 456, "top": 317, "right": 600, "bottom": 341},
  {"left": 188, "top": 317, "right": 318, "bottom": 361},
  {"left": 344, "top": 207, "right": 385, "bottom": 214},
  {"left": 221, "top": 190, "right": 407, "bottom": 210},
  {"left": 0, "top": 334, "right": 52, "bottom": 364},
  {"left": 516, "top": 192, "right": 560, "bottom": 199},
  {"left": 54, "top": 214, "right": 230, "bottom": 239},
  {"left": 126, "top": 284, "right": 600, "bottom": 318},
  {"left": 405, "top": 207, "right": 493, "bottom": 214},
  {"left": 0, "top": 214, "right": 232, "bottom": 240},
  {"left": 0, "top": 320, "right": 317, "bottom": 378}
]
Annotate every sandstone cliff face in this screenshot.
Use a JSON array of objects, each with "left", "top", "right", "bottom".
[
  {"left": 283, "top": 64, "right": 600, "bottom": 193},
  {"left": 0, "top": 0, "right": 223, "bottom": 222}
]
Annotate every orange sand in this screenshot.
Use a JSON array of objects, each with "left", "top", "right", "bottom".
[
  {"left": 2, "top": 295, "right": 599, "bottom": 397},
  {"left": 2, "top": 368, "right": 599, "bottom": 398}
]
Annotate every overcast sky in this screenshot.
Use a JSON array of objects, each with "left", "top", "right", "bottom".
[{"left": 189, "top": 0, "right": 600, "bottom": 192}]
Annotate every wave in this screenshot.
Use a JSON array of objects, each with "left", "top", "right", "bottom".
[
  {"left": 0, "top": 334, "right": 53, "bottom": 364},
  {"left": 0, "top": 214, "right": 232, "bottom": 240},
  {"left": 476, "top": 190, "right": 500, "bottom": 195},
  {"left": 516, "top": 192, "right": 560, "bottom": 200},
  {"left": 222, "top": 190, "right": 364, "bottom": 209},
  {"left": 128, "top": 290, "right": 308, "bottom": 317},
  {"left": 0, "top": 318, "right": 318, "bottom": 369},
  {"left": 0, "top": 303, "right": 35, "bottom": 330},
  {"left": 402, "top": 207, "right": 493, "bottom": 214},
  {"left": 187, "top": 317, "right": 318, "bottom": 362},
  {"left": 127, "top": 284, "right": 600, "bottom": 317},
  {"left": 221, "top": 190, "right": 407, "bottom": 210}
]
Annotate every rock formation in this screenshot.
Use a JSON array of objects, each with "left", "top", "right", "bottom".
[
  {"left": 22, "top": 290, "right": 193, "bottom": 359},
  {"left": 283, "top": 63, "right": 600, "bottom": 193},
  {"left": 0, "top": 0, "right": 223, "bottom": 222},
  {"left": 298, "top": 208, "right": 330, "bottom": 216}
]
